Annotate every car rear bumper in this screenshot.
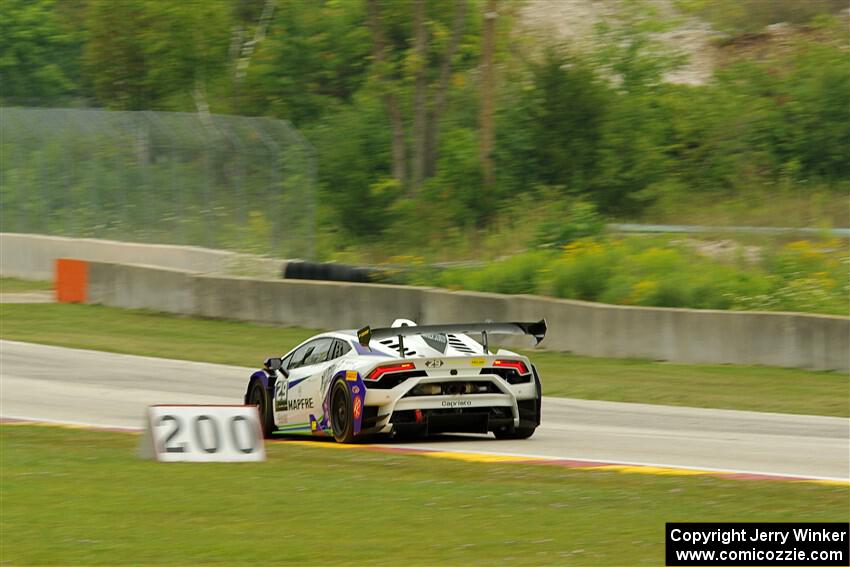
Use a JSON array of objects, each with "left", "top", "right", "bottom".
[{"left": 362, "top": 373, "right": 538, "bottom": 435}]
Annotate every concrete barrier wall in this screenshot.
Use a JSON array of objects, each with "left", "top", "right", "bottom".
[
  {"left": 88, "top": 262, "right": 197, "bottom": 315},
  {"left": 0, "top": 233, "right": 283, "bottom": 280},
  {"left": 510, "top": 295, "right": 850, "bottom": 371},
  {"left": 83, "top": 261, "right": 850, "bottom": 372}
]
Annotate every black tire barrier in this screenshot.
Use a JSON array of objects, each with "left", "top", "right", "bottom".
[{"left": 283, "top": 261, "right": 376, "bottom": 283}]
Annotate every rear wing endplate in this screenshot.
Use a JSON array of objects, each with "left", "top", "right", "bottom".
[{"left": 356, "top": 320, "right": 547, "bottom": 350}]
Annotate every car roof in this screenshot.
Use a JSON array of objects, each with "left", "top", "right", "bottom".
[{"left": 283, "top": 327, "right": 526, "bottom": 362}]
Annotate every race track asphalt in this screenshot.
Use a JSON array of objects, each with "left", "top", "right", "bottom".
[{"left": 2, "top": 340, "right": 848, "bottom": 481}]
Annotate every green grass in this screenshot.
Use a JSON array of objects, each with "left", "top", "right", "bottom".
[
  {"left": 0, "top": 303, "right": 319, "bottom": 367},
  {"left": 1, "top": 303, "right": 847, "bottom": 417},
  {"left": 0, "top": 277, "right": 53, "bottom": 293},
  {"left": 2, "top": 425, "right": 847, "bottom": 566},
  {"left": 530, "top": 351, "right": 850, "bottom": 417}
]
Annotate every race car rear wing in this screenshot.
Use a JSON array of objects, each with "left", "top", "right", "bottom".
[{"left": 357, "top": 320, "right": 547, "bottom": 353}]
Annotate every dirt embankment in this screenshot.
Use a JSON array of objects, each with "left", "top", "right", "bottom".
[{"left": 517, "top": 0, "right": 849, "bottom": 86}]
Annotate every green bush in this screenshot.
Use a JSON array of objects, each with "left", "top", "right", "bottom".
[
  {"left": 533, "top": 198, "right": 605, "bottom": 247},
  {"left": 439, "top": 250, "right": 554, "bottom": 295},
  {"left": 738, "top": 239, "right": 850, "bottom": 315},
  {"left": 395, "top": 236, "right": 849, "bottom": 316},
  {"left": 675, "top": 0, "right": 847, "bottom": 35},
  {"left": 545, "top": 240, "right": 621, "bottom": 302}
]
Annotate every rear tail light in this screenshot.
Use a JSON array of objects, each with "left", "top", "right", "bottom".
[
  {"left": 493, "top": 359, "right": 529, "bottom": 375},
  {"left": 366, "top": 362, "right": 415, "bottom": 381}
]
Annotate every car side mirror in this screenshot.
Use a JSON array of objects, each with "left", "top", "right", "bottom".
[{"left": 264, "top": 357, "right": 282, "bottom": 371}]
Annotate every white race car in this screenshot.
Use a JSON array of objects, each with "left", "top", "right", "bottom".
[{"left": 244, "top": 319, "right": 546, "bottom": 443}]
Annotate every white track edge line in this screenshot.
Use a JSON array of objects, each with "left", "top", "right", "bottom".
[
  {"left": 3, "top": 414, "right": 847, "bottom": 483},
  {"left": 1, "top": 414, "right": 143, "bottom": 431},
  {"left": 376, "top": 445, "right": 850, "bottom": 482}
]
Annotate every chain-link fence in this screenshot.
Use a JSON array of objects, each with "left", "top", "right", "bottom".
[{"left": 0, "top": 108, "right": 315, "bottom": 259}]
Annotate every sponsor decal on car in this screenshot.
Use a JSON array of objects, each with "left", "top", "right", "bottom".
[
  {"left": 422, "top": 333, "right": 448, "bottom": 353},
  {"left": 321, "top": 364, "right": 337, "bottom": 392},
  {"left": 345, "top": 370, "right": 358, "bottom": 381},
  {"left": 352, "top": 385, "right": 360, "bottom": 394},
  {"left": 357, "top": 327, "right": 371, "bottom": 344},
  {"left": 442, "top": 399, "right": 472, "bottom": 407},
  {"left": 470, "top": 357, "right": 486, "bottom": 367},
  {"left": 288, "top": 398, "right": 315, "bottom": 411},
  {"left": 353, "top": 396, "right": 363, "bottom": 419}
]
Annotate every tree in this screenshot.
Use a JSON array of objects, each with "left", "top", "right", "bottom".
[
  {"left": 411, "top": 0, "right": 427, "bottom": 190},
  {"left": 424, "top": 0, "right": 466, "bottom": 178},
  {"left": 529, "top": 50, "right": 609, "bottom": 193},
  {"left": 366, "top": 0, "right": 475, "bottom": 193},
  {"left": 83, "top": 0, "right": 231, "bottom": 111},
  {"left": 308, "top": 91, "right": 396, "bottom": 239},
  {"left": 0, "top": 0, "right": 85, "bottom": 102},
  {"left": 366, "top": 0, "right": 407, "bottom": 185},
  {"left": 478, "top": 0, "right": 497, "bottom": 202},
  {"left": 238, "top": 0, "right": 371, "bottom": 123},
  {"left": 585, "top": 0, "right": 684, "bottom": 212}
]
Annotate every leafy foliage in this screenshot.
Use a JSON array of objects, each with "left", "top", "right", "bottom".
[
  {"left": 0, "top": 0, "right": 85, "bottom": 101},
  {"left": 527, "top": 51, "right": 609, "bottom": 196},
  {"left": 2, "top": 0, "right": 848, "bottom": 318},
  {"left": 239, "top": 0, "right": 371, "bottom": 124},
  {"left": 439, "top": 250, "right": 553, "bottom": 295},
  {"left": 83, "top": 0, "right": 232, "bottom": 110},
  {"left": 396, "top": 236, "right": 849, "bottom": 315},
  {"left": 675, "top": 0, "right": 848, "bottom": 34}
]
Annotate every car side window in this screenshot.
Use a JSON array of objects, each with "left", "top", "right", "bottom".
[
  {"left": 285, "top": 338, "right": 349, "bottom": 371},
  {"left": 286, "top": 343, "right": 315, "bottom": 371},
  {"left": 301, "top": 338, "right": 333, "bottom": 367},
  {"left": 329, "top": 339, "right": 351, "bottom": 361}
]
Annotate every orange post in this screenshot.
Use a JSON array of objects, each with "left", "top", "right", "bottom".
[{"left": 55, "top": 259, "right": 88, "bottom": 303}]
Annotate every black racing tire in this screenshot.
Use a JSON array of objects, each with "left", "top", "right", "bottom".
[
  {"left": 532, "top": 365, "right": 543, "bottom": 426},
  {"left": 393, "top": 426, "right": 428, "bottom": 441},
  {"left": 496, "top": 367, "right": 542, "bottom": 440},
  {"left": 330, "top": 380, "right": 356, "bottom": 443},
  {"left": 494, "top": 424, "right": 537, "bottom": 440},
  {"left": 249, "top": 379, "right": 275, "bottom": 439}
]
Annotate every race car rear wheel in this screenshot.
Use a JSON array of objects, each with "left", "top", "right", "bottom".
[
  {"left": 249, "top": 380, "right": 275, "bottom": 439},
  {"left": 494, "top": 424, "right": 537, "bottom": 439},
  {"left": 496, "top": 368, "right": 541, "bottom": 440},
  {"left": 330, "top": 380, "right": 355, "bottom": 443}
]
